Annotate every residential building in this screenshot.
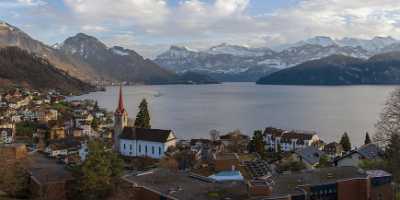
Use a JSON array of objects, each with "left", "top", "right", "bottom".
[
  {"left": 124, "top": 169, "right": 248, "bottom": 200},
  {"left": 119, "top": 127, "right": 177, "bottom": 159},
  {"left": 335, "top": 143, "right": 384, "bottom": 167},
  {"left": 49, "top": 126, "right": 65, "bottom": 140},
  {"left": 38, "top": 109, "right": 58, "bottom": 122},
  {"left": 219, "top": 131, "right": 250, "bottom": 150},
  {"left": 323, "top": 142, "right": 344, "bottom": 158},
  {"left": 45, "top": 138, "right": 81, "bottom": 157},
  {"left": 263, "top": 127, "right": 320, "bottom": 152},
  {"left": 293, "top": 146, "right": 326, "bottom": 169},
  {"left": 248, "top": 166, "right": 393, "bottom": 200},
  {"left": 28, "top": 153, "right": 74, "bottom": 200}
]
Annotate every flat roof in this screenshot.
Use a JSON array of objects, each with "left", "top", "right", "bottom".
[
  {"left": 215, "top": 153, "right": 239, "bottom": 160},
  {"left": 263, "top": 166, "right": 368, "bottom": 198},
  {"left": 28, "top": 153, "right": 73, "bottom": 184},
  {"left": 126, "top": 169, "right": 248, "bottom": 200}
]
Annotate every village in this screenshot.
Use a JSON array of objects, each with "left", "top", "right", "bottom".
[{"left": 0, "top": 86, "right": 396, "bottom": 200}]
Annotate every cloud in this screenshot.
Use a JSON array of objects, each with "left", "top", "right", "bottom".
[
  {"left": 81, "top": 25, "right": 109, "bottom": 33},
  {"left": 17, "top": 0, "right": 47, "bottom": 6},
  {"left": 63, "top": 0, "right": 169, "bottom": 27},
  {"left": 6, "top": 0, "right": 400, "bottom": 57},
  {"left": 259, "top": 0, "right": 400, "bottom": 45},
  {"left": 0, "top": 0, "right": 46, "bottom": 8}
]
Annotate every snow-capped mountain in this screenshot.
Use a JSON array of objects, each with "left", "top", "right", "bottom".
[
  {"left": 154, "top": 45, "right": 279, "bottom": 81},
  {"left": 206, "top": 43, "right": 272, "bottom": 57},
  {"left": 154, "top": 35, "right": 400, "bottom": 82},
  {"left": 336, "top": 36, "right": 397, "bottom": 52},
  {"left": 0, "top": 21, "right": 95, "bottom": 81},
  {"left": 59, "top": 33, "right": 176, "bottom": 83}
]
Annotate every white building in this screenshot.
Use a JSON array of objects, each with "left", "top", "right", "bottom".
[
  {"left": 119, "top": 127, "right": 177, "bottom": 159},
  {"left": 263, "top": 127, "right": 320, "bottom": 152}
]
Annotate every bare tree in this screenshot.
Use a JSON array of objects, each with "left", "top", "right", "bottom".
[{"left": 375, "top": 88, "right": 400, "bottom": 146}]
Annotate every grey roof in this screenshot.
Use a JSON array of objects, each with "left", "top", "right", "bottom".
[
  {"left": 120, "top": 127, "right": 175, "bottom": 143},
  {"left": 335, "top": 143, "right": 383, "bottom": 162},
  {"left": 357, "top": 143, "right": 383, "bottom": 159},
  {"left": 265, "top": 166, "right": 370, "bottom": 197},
  {"left": 126, "top": 169, "right": 248, "bottom": 200},
  {"left": 366, "top": 170, "right": 392, "bottom": 178},
  {"left": 296, "top": 146, "right": 325, "bottom": 165}
]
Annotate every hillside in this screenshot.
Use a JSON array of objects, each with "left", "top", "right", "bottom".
[
  {"left": 59, "top": 33, "right": 217, "bottom": 84},
  {"left": 257, "top": 53, "right": 400, "bottom": 85},
  {"left": 0, "top": 21, "right": 96, "bottom": 81},
  {"left": 0, "top": 47, "right": 95, "bottom": 94}
]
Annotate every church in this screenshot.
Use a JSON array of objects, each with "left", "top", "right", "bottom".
[{"left": 113, "top": 86, "right": 176, "bottom": 159}]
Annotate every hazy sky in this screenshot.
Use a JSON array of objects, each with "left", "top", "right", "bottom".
[{"left": 2, "top": 0, "right": 400, "bottom": 58}]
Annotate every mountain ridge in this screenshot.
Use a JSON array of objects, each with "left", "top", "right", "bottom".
[{"left": 256, "top": 52, "right": 400, "bottom": 85}]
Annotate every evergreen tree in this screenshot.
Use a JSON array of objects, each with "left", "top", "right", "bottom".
[
  {"left": 340, "top": 132, "right": 351, "bottom": 152},
  {"left": 248, "top": 130, "right": 265, "bottom": 154},
  {"left": 75, "top": 140, "right": 123, "bottom": 200},
  {"left": 134, "top": 98, "right": 151, "bottom": 128},
  {"left": 364, "top": 132, "right": 372, "bottom": 145},
  {"left": 385, "top": 133, "right": 400, "bottom": 181}
]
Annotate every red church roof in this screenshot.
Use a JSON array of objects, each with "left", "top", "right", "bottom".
[{"left": 115, "top": 85, "right": 126, "bottom": 115}]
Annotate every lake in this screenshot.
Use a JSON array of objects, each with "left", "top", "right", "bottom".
[{"left": 70, "top": 82, "right": 398, "bottom": 146}]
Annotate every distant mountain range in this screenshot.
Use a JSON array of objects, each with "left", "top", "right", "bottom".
[
  {"left": 0, "top": 21, "right": 216, "bottom": 88},
  {"left": 256, "top": 52, "right": 400, "bottom": 85},
  {"left": 0, "top": 46, "right": 94, "bottom": 94},
  {"left": 154, "top": 36, "right": 400, "bottom": 82},
  {"left": 4, "top": 20, "right": 400, "bottom": 86}
]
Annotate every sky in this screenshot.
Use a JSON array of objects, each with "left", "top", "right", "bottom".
[{"left": 2, "top": 0, "right": 400, "bottom": 58}]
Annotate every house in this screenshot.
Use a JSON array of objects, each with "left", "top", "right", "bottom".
[
  {"left": 49, "top": 126, "right": 65, "bottom": 140},
  {"left": 293, "top": 146, "right": 326, "bottom": 169},
  {"left": 45, "top": 138, "right": 81, "bottom": 157},
  {"left": 124, "top": 170, "right": 248, "bottom": 200},
  {"left": 323, "top": 142, "right": 343, "bottom": 158},
  {"left": 119, "top": 127, "right": 177, "bottom": 159},
  {"left": 28, "top": 153, "right": 74, "bottom": 200},
  {"left": 38, "top": 109, "right": 58, "bottom": 122},
  {"left": 0, "top": 128, "right": 14, "bottom": 144},
  {"left": 219, "top": 131, "right": 249, "bottom": 148},
  {"left": 190, "top": 139, "right": 224, "bottom": 161},
  {"left": 334, "top": 143, "right": 383, "bottom": 167},
  {"left": 247, "top": 166, "right": 393, "bottom": 200},
  {"left": 263, "top": 127, "right": 320, "bottom": 152}
]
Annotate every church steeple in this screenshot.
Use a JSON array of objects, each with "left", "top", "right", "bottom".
[
  {"left": 115, "top": 84, "right": 126, "bottom": 115},
  {"left": 114, "top": 84, "right": 128, "bottom": 151}
]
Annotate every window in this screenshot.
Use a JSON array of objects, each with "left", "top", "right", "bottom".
[
  {"left": 139, "top": 144, "right": 141, "bottom": 153},
  {"left": 145, "top": 146, "right": 148, "bottom": 154},
  {"left": 159, "top": 147, "right": 161, "bottom": 155},
  {"left": 123, "top": 144, "right": 126, "bottom": 149},
  {"left": 152, "top": 146, "right": 154, "bottom": 154},
  {"left": 130, "top": 144, "right": 132, "bottom": 150}
]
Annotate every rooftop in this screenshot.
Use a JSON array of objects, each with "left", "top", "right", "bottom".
[
  {"left": 28, "top": 153, "right": 73, "bottom": 184},
  {"left": 214, "top": 153, "right": 240, "bottom": 161},
  {"left": 263, "top": 166, "right": 368, "bottom": 197},
  {"left": 120, "top": 127, "right": 175, "bottom": 143},
  {"left": 126, "top": 169, "right": 248, "bottom": 200}
]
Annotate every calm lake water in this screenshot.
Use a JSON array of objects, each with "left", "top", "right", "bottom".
[{"left": 70, "top": 82, "right": 398, "bottom": 146}]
